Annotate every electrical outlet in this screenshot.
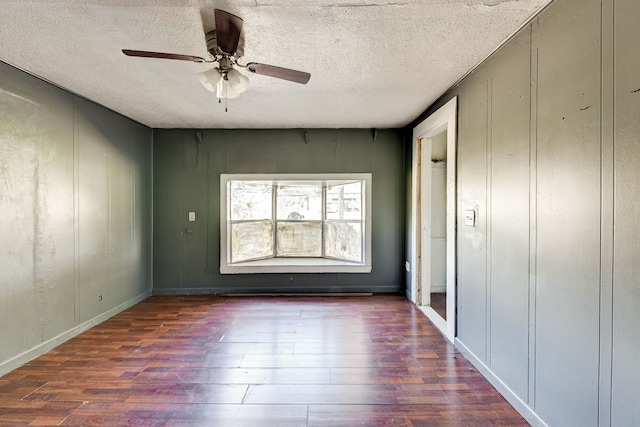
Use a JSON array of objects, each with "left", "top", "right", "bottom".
[
  {"left": 188, "top": 211, "right": 196, "bottom": 222},
  {"left": 98, "top": 294, "right": 103, "bottom": 302}
]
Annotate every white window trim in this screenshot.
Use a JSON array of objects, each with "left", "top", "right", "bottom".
[{"left": 220, "top": 173, "right": 372, "bottom": 274}]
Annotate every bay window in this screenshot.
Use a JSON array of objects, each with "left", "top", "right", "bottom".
[{"left": 220, "top": 174, "right": 372, "bottom": 273}]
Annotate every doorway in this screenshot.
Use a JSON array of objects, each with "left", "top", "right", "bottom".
[{"left": 410, "top": 97, "right": 457, "bottom": 341}]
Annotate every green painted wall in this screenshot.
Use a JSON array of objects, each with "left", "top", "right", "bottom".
[
  {"left": 153, "top": 128, "right": 404, "bottom": 294},
  {"left": 0, "top": 62, "right": 153, "bottom": 374}
]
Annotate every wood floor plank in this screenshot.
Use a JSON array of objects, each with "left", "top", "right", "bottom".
[
  {"left": 135, "top": 367, "right": 331, "bottom": 384},
  {"left": 0, "top": 295, "right": 529, "bottom": 426},
  {"left": 329, "top": 367, "right": 426, "bottom": 385},
  {"left": 220, "top": 331, "right": 372, "bottom": 343},
  {"left": 240, "top": 353, "right": 378, "bottom": 368},
  {"left": 19, "top": 381, "right": 249, "bottom": 404},
  {"left": 243, "top": 384, "right": 407, "bottom": 405},
  {"left": 58, "top": 403, "right": 309, "bottom": 426}
]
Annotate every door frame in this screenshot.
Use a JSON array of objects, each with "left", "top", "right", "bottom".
[{"left": 410, "top": 97, "right": 457, "bottom": 342}]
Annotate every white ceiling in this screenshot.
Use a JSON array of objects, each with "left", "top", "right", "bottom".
[{"left": 0, "top": 0, "right": 552, "bottom": 129}]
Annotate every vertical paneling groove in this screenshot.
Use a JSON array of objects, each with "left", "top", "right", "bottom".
[
  {"left": 528, "top": 34, "right": 539, "bottom": 409},
  {"left": 179, "top": 139, "right": 185, "bottom": 289},
  {"left": 485, "top": 79, "right": 493, "bottom": 367},
  {"left": 150, "top": 130, "right": 154, "bottom": 290},
  {"left": 206, "top": 148, "right": 212, "bottom": 288},
  {"left": 73, "top": 98, "right": 80, "bottom": 325},
  {"left": 599, "top": 0, "right": 615, "bottom": 425},
  {"left": 108, "top": 145, "right": 113, "bottom": 304},
  {"left": 416, "top": 141, "right": 423, "bottom": 302},
  {"left": 131, "top": 133, "right": 137, "bottom": 300}
]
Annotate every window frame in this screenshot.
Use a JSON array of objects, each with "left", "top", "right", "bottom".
[{"left": 220, "top": 173, "right": 372, "bottom": 274}]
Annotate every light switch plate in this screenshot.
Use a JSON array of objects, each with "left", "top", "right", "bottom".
[
  {"left": 188, "top": 211, "right": 196, "bottom": 222},
  {"left": 464, "top": 209, "right": 476, "bottom": 227}
]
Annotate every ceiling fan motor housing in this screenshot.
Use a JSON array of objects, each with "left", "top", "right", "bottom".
[{"left": 205, "top": 30, "right": 244, "bottom": 59}]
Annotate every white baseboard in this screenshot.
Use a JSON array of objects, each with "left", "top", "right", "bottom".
[
  {"left": 430, "top": 284, "right": 446, "bottom": 293},
  {"left": 417, "top": 304, "right": 449, "bottom": 340},
  {"left": 0, "top": 291, "right": 151, "bottom": 377},
  {"left": 454, "top": 339, "right": 548, "bottom": 427}
]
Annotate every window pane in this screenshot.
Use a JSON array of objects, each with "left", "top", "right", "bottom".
[
  {"left": 276, "top": 221, "right": 322, "bottom": 257},
  {"left": 326, "top": 182, "right": 363, "bottom": 220},
  {"left": 229, "top": 182, "right": 272, "bottom": 220},
  {"left": 276, "top": 185, "right": 322, "bottom": 220},
  {"left": 231, "top": 220, "right": 273, "bottom": 263},
  {"left": 324, "top": 221, "right": 362, "bottom": 262}
]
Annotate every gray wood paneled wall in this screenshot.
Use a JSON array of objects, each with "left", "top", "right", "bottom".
[
  {"left": 409, "top": 0, "right": 640, "bottom": 425},
  {"left": 0, "top": 62, "right": 153, "bottom": 375},
  {"left": 152, "top": 128, "right": 405, "bottom": 295}
]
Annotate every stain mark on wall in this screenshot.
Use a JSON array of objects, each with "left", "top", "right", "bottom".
[
  {"left": 0, "top": 88, "right": 39, "bottom": 106},
  {"left": 580, "top": 106, "right": 591, "bottom": 111}
]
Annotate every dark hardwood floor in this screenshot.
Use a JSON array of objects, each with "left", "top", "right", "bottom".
[
  {"left": 430, "top": 292, "right": 447, "bottom": 320},
  {"left": 0, "top": 295, "right": 528, "bottom": 426}
]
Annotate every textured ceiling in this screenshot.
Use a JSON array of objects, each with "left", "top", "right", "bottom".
[{"left": 0, "top": 0, "right": 552, "bottom": 129}]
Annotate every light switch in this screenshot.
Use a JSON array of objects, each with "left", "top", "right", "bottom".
[
  {"left": 188, "top": 211, "right": 196, "bottom": 222},
  {"left": 464, "top": 209, "right": 476, "bottom": 227}
]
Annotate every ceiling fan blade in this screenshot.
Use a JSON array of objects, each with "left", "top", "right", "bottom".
[
  {"left": 246, "top": 63, "right": 311, "bottom": 84},
  {"left": 214, "top": 9, "right": 243, "bottom": 54},
  {"left": 122, "top": 49, "right": 207, "bottom": 63}
]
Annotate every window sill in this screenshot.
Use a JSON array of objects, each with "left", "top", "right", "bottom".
[{"left": 220, "top": 257, "right": 372, "bottom": 274}]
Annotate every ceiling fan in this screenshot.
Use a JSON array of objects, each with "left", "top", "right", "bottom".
[{"left": 122, "top": 9, "right": 310, "bottom": 102}]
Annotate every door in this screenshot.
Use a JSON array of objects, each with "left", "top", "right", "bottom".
[{"left": 410, "top": 97, "right": 457, "bottom": 341}]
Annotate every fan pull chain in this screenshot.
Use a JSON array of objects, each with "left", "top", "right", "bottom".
[{"left": 217, "top": 97, "right": 229, "bottom": 112}]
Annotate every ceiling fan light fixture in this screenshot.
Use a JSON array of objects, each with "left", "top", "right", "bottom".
[
  {"left": 228, "top": 68, "right": 250, "bottom": 93},
  {"left": 216, "top": 68, "right": 250, "bottom": 99},
  {"left": 216, "top": 78, "right": 240, "bottom": 99},
  {"left": 198, "top": 67, "right": 222, "bottom": 92}
]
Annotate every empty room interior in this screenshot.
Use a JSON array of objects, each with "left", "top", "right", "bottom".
[{"left": 1, "top": 0, "right": 639, "bottom": 426}]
